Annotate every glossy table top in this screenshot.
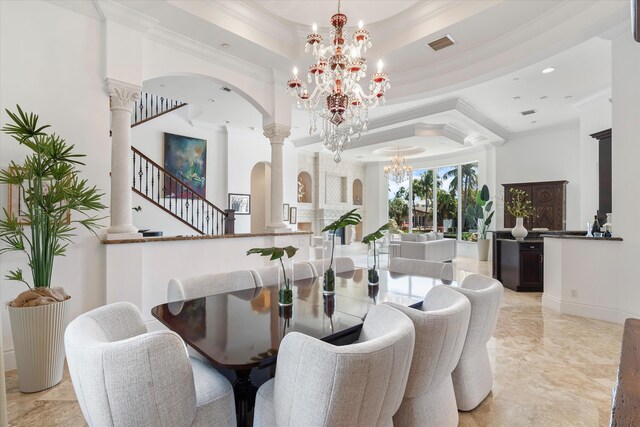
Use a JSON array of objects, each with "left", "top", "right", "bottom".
[{"left": 152, "top": 268, "right": 455, "bottom": 370}]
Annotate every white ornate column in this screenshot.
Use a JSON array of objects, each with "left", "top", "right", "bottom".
[
  {"left": 263, "top": 124, "right": 291, "bottom": 231},
  {"left": 106, "top": 78, "right": 141, "bottom": 238}
]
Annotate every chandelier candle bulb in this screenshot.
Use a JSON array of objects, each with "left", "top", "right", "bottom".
[{"left": 287, "top": 0, "right": 390, "bottom": 163}]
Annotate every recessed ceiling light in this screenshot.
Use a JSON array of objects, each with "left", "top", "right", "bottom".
[
  {"left": 513, "top": 77, "right": 520, "bottom": 81},
  {"left": 220, "top": 43, "right": 230, "bottom": 49},
  {"left": 208, "top": 98, "right": 215, "bottom": 103},
  {"left": 564, "top": 95, "right": 573, "bottom": 99},
  {"left": 531, "top": 120, "right": 537, "bottom": 124},
  {"left": 159, "top": 84, "right": 166, "bottom": 87},
  {"left": 512, "top": 96, "right": 521, "bottom": 101},
  {"left": 224, "top": 120, "right": 230, "bottom": 124},
  {"left": 540, "top": 96, "right": 548, "bottom": 100},
  {"left": 542, "top": 67, "right": 555, "bottom": 74},
  {"left": 356, "top": 156, "right": 364, "bottom": 159}
]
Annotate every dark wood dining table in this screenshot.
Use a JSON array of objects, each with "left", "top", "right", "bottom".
[{"left": 151, "top": 268, "right": 456, "bottom": 426}]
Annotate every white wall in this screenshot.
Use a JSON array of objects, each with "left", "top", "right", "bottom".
[
  {"left": 495, "top": 123, "right": 581, "bottom": 229},
  {"left": 612, "top": 30, "right": 640, "bottom": 320},
  {"left": 227, "top": 127, "right": 298, "bottom": 233},
  {"left": 0, "top": 0, "right": 110, "bottom": 369}
]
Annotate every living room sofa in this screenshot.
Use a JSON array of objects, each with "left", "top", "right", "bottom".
[{"left": 391, "top": 232, "right": 457, "bottom": 262}]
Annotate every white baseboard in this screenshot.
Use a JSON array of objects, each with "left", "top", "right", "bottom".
[{"left": 542, "top": 293, "right": 627, "bottom": 324}]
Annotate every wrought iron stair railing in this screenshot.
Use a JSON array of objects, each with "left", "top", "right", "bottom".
[
  {"left": 132, "top": 147, "right": 233, "bottom": 235},
  {"left": 132, "top": 92, "right": 187, "bottom": 127}
]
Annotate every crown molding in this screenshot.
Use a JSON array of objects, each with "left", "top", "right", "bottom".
[
  {"left": 47, "top": 0, "right": 103, "bottom": 21},
  {"left": 507, "top": 119, "right": 579, "bottom": 139},
  {"left": 96, "top": 1, "right": 160, "bottom": 32},
  {"left": 572, "top": 87, "right": 612, "bottom": 108}
]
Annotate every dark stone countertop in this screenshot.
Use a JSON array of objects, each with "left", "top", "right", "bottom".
[{"left": 542, "top": 234, "right": 623, "bottom": 242}]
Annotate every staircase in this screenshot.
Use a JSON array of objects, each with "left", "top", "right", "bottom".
[{"left": 129, "top": 92, "right": 233, "bottom": 235}]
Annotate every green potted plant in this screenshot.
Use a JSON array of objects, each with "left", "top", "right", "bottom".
[
  {"left": 362, "top": 222, "right": 391, "bottom": 286},
  {"left": 247, "top": 246, "right": 298, "bottom": 306},
  {"left": 504, "top": 187, "right": 534, "bottom": 240},
  {"left": 0, "top": 106, "right": 106, "bottom": 392},
  {"left": 465, "top": 185, "right": 494, "bottom": 261},
  {"left": 321, "top": 209, "right": 361, "bottom": 295}
]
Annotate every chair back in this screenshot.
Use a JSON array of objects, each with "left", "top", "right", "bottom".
[
  {"left": 65, "top": 302, "right": 196, "bottom": 427},
  {"left": 390, "top": 257, "right": 454, "bottom": 281},
  {"left": 168, "top": 270, "right": 261, "bottom": 302},
  {"left": 387, "top": 286, "right": 470, "bottom": 398},
  {"left": 272, "top": 304, "right": 414, "bottom": 426},
  {"left": 309, "top": 257, "right": 355, "bottom": 275},
  {"left": 454, "top": 274, "right": 503, "bottom": 356}
]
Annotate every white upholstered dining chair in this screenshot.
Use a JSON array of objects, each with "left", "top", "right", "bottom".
[
  {"left": 254, "top": 262, "right": 316, "bottom": 285},
  {"left": 253, "top": 304, "right": 415, "bottom": 427},
  {"left": 389, "top": 257, "right": 454, "bottom": 281},
  {"left": 386, "top": 286, "right": 471, "bottom": 427},
  {"left": 168, "top": 269, "right": 262, "bottom": 302},
  {"left": 450, "top": 273, "right": 504, "bottom": 410},
  {"left": 309, "top": 256, "right": 356, "bottom": 275},
  {"left": 64, "top": 302, "right": 236, "bottom": 427}
]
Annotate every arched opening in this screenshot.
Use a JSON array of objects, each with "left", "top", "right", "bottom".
[
  {"left": 251, "top": 162, "right": 271, "bottom": 233},
  {"left": 353, "top": 179, "right": 363, "bottom": 206},
  {"left": 297, "top": 171, "right": 312, "bottom": 203}
]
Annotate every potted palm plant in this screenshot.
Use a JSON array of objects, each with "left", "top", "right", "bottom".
[
  {"left": 0, "top": 106, "right": 106, "bottom": 392},
  {"left": 465, "top": 185, "right": 494, "bottom": 261},
  {"left": 321, "top": 209, "right": 361, "bottom": 295},
  {"left": 246, "top": 246, "right": 298, "bottom": 306},
  {"left": 362, "top": 222, "right": 391, "bottom": 286}
]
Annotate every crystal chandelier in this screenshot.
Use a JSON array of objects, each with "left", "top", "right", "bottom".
[
  {"left": 286, "top": 0, "right": 390, "bottom": 163},
  {"left": 384, "top": 151, "right": 413, "bottom": 184}
]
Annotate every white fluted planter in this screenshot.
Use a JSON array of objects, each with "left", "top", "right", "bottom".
[
  {"left": 8, "top": 298, "right": 70, "bottom": 393},
  {"left": 511, "top": 217, "right": 528, "bottom": 241},
  {"left": 477, "top": 238, "right": 490, "bottom": 261}
]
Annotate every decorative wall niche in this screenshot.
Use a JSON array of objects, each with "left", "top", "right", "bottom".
[
  {"left": 352, "top": 178, "right": 363, "bottom": 205},
  {"left": 297, "top": 171, "right": 312, "bottom": 203}
]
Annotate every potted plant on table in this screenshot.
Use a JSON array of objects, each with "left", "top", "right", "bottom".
[
  {"left": 321, "top": 209, "right": 361, "bottom": 295},
  {"left": 246, "top": 246, "right": 298, "bottom": 306},
  {"left": 504, "top": 187, "right": 534, "bottom": 240},
  {"left": 0, "top": 106, "right": 106, "bottom": 392},
  {"left": 465, "top": 185, "right": 494, "bottom": 261},
  {"left": 362, "top": 222, "right": 391, "bottom": 286}
]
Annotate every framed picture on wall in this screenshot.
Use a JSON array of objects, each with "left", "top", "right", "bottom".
[
  {"left": 8, "top": 167, "right": 71, "bottom": 225},
  {"left": 283, "top": 203, "right": 290, "bottom": 221},
  {"left": 228, "top": 193, "right": 250, "bottom": 214},
  {"left": 289, "top": 207, "right": 297, "bottom": 224},
  {"left": 164, "top": 132, "right": 207, "bottom": 198}
]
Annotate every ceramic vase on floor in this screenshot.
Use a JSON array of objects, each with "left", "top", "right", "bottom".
[{"left": 511, "top": 217, "right": 528, "bottom": 240}]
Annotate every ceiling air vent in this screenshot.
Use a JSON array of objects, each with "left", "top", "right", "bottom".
[
  {"left": 220, "top": 87, "right": 232, "bottom": 92},
  {"left": 520, "top": 109, "right": 537, "bottom": 116},
  {"left": 427, "top": 34, "right": 455, "bottom": 51}
]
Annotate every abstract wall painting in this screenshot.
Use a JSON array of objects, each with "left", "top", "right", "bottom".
[{"left": 164, "top": 133, "right": 207, "bottom": 198}]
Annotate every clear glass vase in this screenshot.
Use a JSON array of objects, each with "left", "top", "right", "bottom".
[
  {"left": 367, "top": 241, "right": 380, "bottom": 286},
  {"left": 323, "top": 231, "right": 336, "bottom": 295},
  {"left": 277, "top": 257, "right": 293, "bottom": 306}
]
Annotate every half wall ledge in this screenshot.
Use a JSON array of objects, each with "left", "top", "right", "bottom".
[{"left": 102, "top": 231, "right": 312, "bottom": 245}]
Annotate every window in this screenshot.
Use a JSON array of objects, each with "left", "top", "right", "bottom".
[{"left": 388, "top": 161, "right": 479, "bottom": 241}]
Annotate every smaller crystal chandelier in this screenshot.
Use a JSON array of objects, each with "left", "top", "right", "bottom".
[{"left": 384, "top": 150, "right": 413, "bottom": 184}]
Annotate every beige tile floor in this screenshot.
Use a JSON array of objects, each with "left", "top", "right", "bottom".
[{"left": 3, "top": 256, "right": 623, "bottom": 426}]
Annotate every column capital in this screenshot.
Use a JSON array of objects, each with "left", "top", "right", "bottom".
[
  {"left": 106, "top": 78, "right": 141, "bottom": 112},
  {"left": 263, "top": 123, "right": 291, "bottom": 145}
]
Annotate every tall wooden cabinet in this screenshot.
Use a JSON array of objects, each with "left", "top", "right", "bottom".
[{"left": 503, "top": 180, "right": 568, "bottom": 230}]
